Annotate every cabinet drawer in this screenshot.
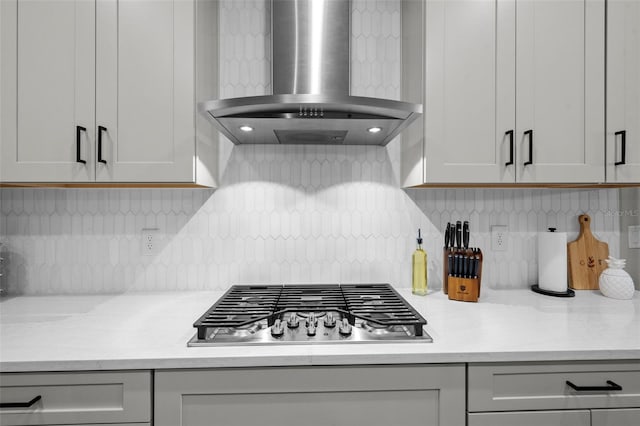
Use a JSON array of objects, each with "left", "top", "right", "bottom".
[
  {"left": 591, "top": 408, "right": 640, "bottom": 426},
  {"left": 469, "top": 410, "right": 590, "bottom": 426},
  {"left": 468, "top": 361, "right": 640, "bottom": 412},
  {"left": 0, "top": 370, "right": 151, "bottom": 426},
  {"left": 155, "top": 365, "right": 466, "bottom": 426}
]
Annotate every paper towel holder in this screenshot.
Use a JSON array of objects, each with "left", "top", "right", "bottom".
[
  {"left": 531, "top": 284, "right": 575, "bottom": 297},
  {"left": 531, "top": 227, "right": 576, "bottom": 297}
]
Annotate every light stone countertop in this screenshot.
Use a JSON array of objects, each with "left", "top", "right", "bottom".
[{"left": 1, "top": 288, "right": 639, "bottom": 372}]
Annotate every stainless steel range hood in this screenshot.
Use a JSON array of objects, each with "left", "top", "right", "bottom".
[{"left": 198, "top": 0, "right": 422, "bottom": 146}]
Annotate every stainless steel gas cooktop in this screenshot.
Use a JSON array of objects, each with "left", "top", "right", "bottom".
[{"left": 188, "top": 284, "right": 433, "bottom": 346}]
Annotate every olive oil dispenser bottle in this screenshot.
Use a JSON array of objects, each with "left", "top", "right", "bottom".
[{"left": 412, "top": 229, "right": 428, "bottom": 295}]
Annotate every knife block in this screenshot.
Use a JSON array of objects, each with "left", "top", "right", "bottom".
[{"left": 442, "top": 248, "right": 483, "bottom": 302}]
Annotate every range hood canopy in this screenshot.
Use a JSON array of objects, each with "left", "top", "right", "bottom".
[{"left": 199, "top": 0, "right": 422, "bottom": 146}]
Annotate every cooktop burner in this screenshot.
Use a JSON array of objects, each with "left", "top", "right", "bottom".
[{"left": 188, "top": 283, "right": 432, "bottom": 346}]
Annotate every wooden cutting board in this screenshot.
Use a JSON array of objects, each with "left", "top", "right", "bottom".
[{"left": 567, "top": 214, "right": 609, "bottom": 290}]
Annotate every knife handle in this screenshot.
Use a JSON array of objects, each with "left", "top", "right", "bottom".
[
  {"left": 455, "top": 221, "right": 462, "bottom": 248},
  {"left": 473, "top": 255, "right": 481, "bottom": 278},
  {"left": 463, "top": 256, "right": 470, "bottom": 278},
  {"left": 452, "top": 255, "right": 457, "bottom": 277},
  {"left": 448, "top": 254, "right": 454, "bottom": 277},
  {"left": 444, "top": 223, "right": 451, "bottom": 248},
  {"left": 463, "top": 221, "right": 469, "bottom": 249}
]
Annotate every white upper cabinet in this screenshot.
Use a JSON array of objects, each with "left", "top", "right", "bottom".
[
  {"left": 96, "top": 0, "right": 197, "bottom": 183},
  {"left": 0, "top": 0, "right": 95, "bottom": 182},
  {"left": 516, "top": 0, "right": 604, "bottom": 183},
  {"left": 606, "top": 0, "right": 640, "bottom": 183},
  {"left": 422, "top": 0, "right": 516, "bottom": 184},
  {"left": 0, "top": 0, "right": 218, "bottom": 187},
  {"left": 401, "top": 0, "right": 605, "bottom": 186}
]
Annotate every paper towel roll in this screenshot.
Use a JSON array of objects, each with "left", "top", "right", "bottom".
[{"left": 538, "top": 231, "right": 568, "bottom": 293}]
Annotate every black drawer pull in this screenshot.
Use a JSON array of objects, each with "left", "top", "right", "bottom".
[
  {"left": 76, "top": 126, "right": 87, "bottom": 164},
  {"left": 0, "top": 395, "right": 42, "bottom": 408},
  {"left": 98, "top": 125, "right": 108, "bottom": 164},
  {"left": 566, "top": 380, "right": 622, "bottom": 392},
  {"left": 523, "top": 129, "right": 533, "bottom": 166},
  {"left": 505, "top": 130, "right": 514, "bottom": 166},
  {"left": 614, "top": 130, "right": 626, "bottom": 166}
]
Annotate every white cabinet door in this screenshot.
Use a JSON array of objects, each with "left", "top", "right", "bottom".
[
  {"left": 155, "top": 365, "right": 466, "bottom": 426},
  {"left": 423, "top": 0, "right": 516, "bottom": 184},
  {"left": 606, "top": 0, "right": 640, "bottom": 183},
  {"left": 592, "top": 408, "right": 640, "bottom": 426},
  {"left": 96, "top": 0, "right": 195, "bottom": 183},
  {"left": 516, "top": 0, "right": 604, "bottom": 183},
  {"left": 469, "top": 410, "right": 591, "bottom": 426},
  {"left": 0, "top": 371, "right": 151, "bottom": 426},
  {"left": 468, "top": 361, "right": 640, "bottom": 412},
  {"left": 401, "top": 0, "right": 605, "bottom": 186},
  {"left": 0, "top": 0, "right": 95, "bottom": 182}
]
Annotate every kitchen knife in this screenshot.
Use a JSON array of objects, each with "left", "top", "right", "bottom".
[
  {"left": 449, "top": 224, "right": 455, "bottom": 249},
  {"left": 464, "top": 256, "right": 470, "bottom": 278},
  {"left": 463, "top": 221, "right": 470, "bottom": 249},
  {"left": 472, "top": 253, "right": 480, "bottom": 278},
  {"left": 455, "top": 221, "right": 462, "bottom": 249},
  {"left": 448, "top": 254, "right": 453, "bottom": 276},
  {"left": 444, "top": 222, "right": 451, "bottom": 248},
  {"left": 461, "top": 255, "right": 466, "bottom": 278},
  {"left": 452, "top": 254, "right": 457, "bottom": 277}
]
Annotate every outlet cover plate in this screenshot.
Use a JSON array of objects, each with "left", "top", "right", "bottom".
[
  {"left": 629, "top": 225, "right": 640, "bottom": 249},
  {"left": 491, "top": 225, "right": 508, "bottom": 251},
  {"left": 141, "top": 228, "right": 160, "bottom": 256}
]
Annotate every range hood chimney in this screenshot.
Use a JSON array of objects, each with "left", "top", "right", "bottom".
[{"left": 199, "top": 0, "right": 422, "bottom": 145}]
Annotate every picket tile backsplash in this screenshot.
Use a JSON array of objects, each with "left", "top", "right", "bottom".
[
  {"left": 0, "top": 0, "right": 621, "bottom": 294},
  {"left": 0, "top": 180, "right": 620, "bottom": 295}
]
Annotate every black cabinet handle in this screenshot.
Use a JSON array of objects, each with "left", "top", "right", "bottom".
[
  {"left": 76, "top": 126, "right": 87, "bottom": 164},
  {"left": 0, "top": 395, "right": 42, "bottom": 408},
  {"left": 566, "top": 380, "right": 622, "bottom": 392},
  {"left": 98, "top": 125, "right": 107, "bottom": 164},
  {"left": 523, "top": 129, "right": 533, "bottom": 166},
  {"left": 505, "top": 130, "right": 514, "bottom": 166},
  {"left": 615, "top": 130, "right": 626, "bottom": 166}
]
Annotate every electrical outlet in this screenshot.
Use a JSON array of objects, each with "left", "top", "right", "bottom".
[
  {"left": 629, "top": 225, "right": 640, "bottom": 249},
  {"left": 141, "top": 228, "right": 160, "bottom": 256},
  {"left": 491, "top": 225, "right": 508, "bottom": 251}
]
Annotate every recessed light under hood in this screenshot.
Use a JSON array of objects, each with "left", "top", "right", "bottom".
[{"left": 198, "top": 0, "right": 422, "bottom": 146}]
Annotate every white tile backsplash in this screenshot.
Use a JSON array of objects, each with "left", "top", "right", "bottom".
[
  {"left": 0, "top": 0, "right": 621, "bottom": 294},
  {"left": 0, "top": 179, "right": 621, "bottom": 295}
]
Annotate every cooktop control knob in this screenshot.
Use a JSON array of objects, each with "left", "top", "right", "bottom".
[
  {"left": 287, "top": 313, "right": 299, "bottom": 328},
  {"left": 324, "top": 312, "right": 336, "bottom": 328},
  {"left": 271, "top": 319, "right": 285, "bottom": 337},
  {"left": 307, "top": 322, "right": 316, "bottom": 336},
  {"left": 306, "top": 312, "right": 317, "bottom": 327},
  {"left": 338, "top": 318, "right": 352, "bottom": 336}
]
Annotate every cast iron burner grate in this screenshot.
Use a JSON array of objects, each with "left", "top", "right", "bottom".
[
  {"left": 341, "top": 284, "right": 426, "bottom": 335},
  {"left": 193, "top": 283, "right": 427, "bottom": 340}
]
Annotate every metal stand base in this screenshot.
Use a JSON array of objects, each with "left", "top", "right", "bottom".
[{"left": 531, "top": 284, "right": 575, "bottom": 298}]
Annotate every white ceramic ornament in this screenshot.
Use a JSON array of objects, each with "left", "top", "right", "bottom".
[{"left": 599, "top": 257, "right": 635, "bottom": 300}]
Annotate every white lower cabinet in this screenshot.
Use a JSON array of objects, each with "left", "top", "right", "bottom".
[
  {"left": 470, "top": 409, "right": 640, "bottom": 426},
  {"left": 592, "top": 408, "right": 640, "bottom": 426},
  {"left": 468, "top": 361, "right": 640, "bottom": 426},
  {"left": 469, "top": 410, "right": 590, "bottom": 426},
  {"left": 0, "top": 370, "right": 151, "bottom": 426},
  {"left": 155, "top": 365, "right": 466, "bottom": 426}
]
